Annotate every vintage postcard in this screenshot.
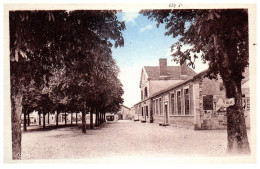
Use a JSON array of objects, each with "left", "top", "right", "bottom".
[{"left": 3, "top": 2, "right": 257, "bottom": 164}]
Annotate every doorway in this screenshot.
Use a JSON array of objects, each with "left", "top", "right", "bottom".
[{"left": 165, "top": 102, "right": 168, "bottom": 124}]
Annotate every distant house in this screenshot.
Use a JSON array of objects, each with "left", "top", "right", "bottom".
[
  {"left": 21, "top": 111, "right": 83, "bottom": 126},
  {"left": 135, "top": 58, "right": 250, "bottom": 130},
  {"left": 117, "top": 105, "right": 131, "bottom": 120}
]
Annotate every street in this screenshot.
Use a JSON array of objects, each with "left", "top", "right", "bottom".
[{"left": 21, "top": 120, "right": 246, "bottom": 160}]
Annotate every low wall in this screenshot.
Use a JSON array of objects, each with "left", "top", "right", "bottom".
[
  {"left": 168, "top": 116, "right": 194, "bottom": 127},
  {"left": 153, "top": 115, "right": 164, "bottom": 124}
]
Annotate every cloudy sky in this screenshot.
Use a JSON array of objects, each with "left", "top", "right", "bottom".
[{"left": 112, "top": 12, "right": 209, "bottom": 108}]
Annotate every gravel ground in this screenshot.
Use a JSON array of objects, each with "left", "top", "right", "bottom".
[{"left": 21, "top": 120, "right": 251, "bottom": 160}]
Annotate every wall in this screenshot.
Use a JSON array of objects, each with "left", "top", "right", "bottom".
[
  {"left": 139, "top": 99, "right": 151, "bottom": 122},
  {"left": 149, "top": 80, "right": 183, "bottom": 97},
  {"left": 198, "top": 77, "right": 250, "bottom": 130},
  {"left": 201, "top": 76, "right": 225, "bottom": 96},
  {"left": 152, "top": 82, "right": 196, "bottom": 127},
  {"left": 168, "top": 116, "right": 194, "bottom": 127},
  {"left": 134, "top": 104, "right": 141, "bottom": 121},
  {"left": 153, "top": 115, "right": 164, "bottom": 124},
  {"left": 117, "top": 106, "right": 131, "bottom": 120},
  {"left": 138, "top": 71, "right": 250, "bottom": 130}
]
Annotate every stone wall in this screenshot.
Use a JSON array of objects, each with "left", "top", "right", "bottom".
[
  {"left": 149, "top": 80, "right": 182, "bottom": 97},
  {"left": 153, "top": 115, "right": 164, "bottom": 124},
  {"left": 168, "top": 116, "right": 194, "bottom": 127}
]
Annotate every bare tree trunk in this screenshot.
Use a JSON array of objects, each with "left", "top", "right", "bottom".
[
  {"left": 99, "top": 111, "right": 101, "bottom": 124},
  {"left": 82, "top": 107, "right": 87, "bottom": 133},
  {"left": 23, "top": 107, "right": 27, "bottom": 132},
  {"left": 56, "top": 111, "right": 59, "bottom": 127},
  {"left": 47, "top": 112, "right": 50, "bottom": 124},
  {"left": 102, "top": 112, "right": 104, "bottom": 123},
  {"left": 97, "top": 111, "right": 99, "bottom": 124},
  {"left": 71, "top": 111, "right": 73, "bottom": 125},
  {"left": 95, "top": 111, "right": 98, "bottom": 127},
  {"left": 227, "top": 82, "right": 250, "bottom": 154},
  {"left": 27, "top": 110, "right": 30, "bottom": 126},
  {"left": 90, "top": 108, "right": 94, "bottom": 129},
  {"left": 100, "top": 112, "right": 102, "bottom": 123},
  {"left": 43, "top": 111, "right": 46, "bottom": 129},
  {"left": 100, "top": 112, "right": 102, "bottom": 124},
  {"left": 65, "top": 112, "right": 67, "bottom": 126},
  {"left": 39, "top": 111, "right": 41, "bottom": 126},
  {"left": 11, "top": 90, "right": 23, "bottom": 160},
  {"left": 76, "top": 112, "right": 78, "bottom": 124},
  {"left": 103, "top": 113, "right": 105, "bottom": 123}
]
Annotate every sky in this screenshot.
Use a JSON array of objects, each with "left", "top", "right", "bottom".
[{"left": 112, "top": 12, "right": 209, "bottom": 108}]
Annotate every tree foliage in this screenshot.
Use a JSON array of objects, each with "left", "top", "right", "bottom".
[{"left": 10, "top": 10, "right": 125, "bottom": 159}]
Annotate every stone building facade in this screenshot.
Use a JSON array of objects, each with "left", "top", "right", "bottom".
[
  {"left": 136, "top": 58, "right": 196, "bottom": 123},
  {"left": 135, "top": 59, "right": 250, "bottom": 130}
]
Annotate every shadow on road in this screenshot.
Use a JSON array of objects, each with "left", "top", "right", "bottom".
[
  {"left": 22, "top": 124, "right": 83, "bottom": 133},
  {"left": 22, "top": 122, "right": 110, "bottom": 133}
]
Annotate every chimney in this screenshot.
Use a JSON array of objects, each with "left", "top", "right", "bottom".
[
  {"left": 180, "top": 60, "right": 187, "bottom": 76},
  {"left": 159, "top": 58, "right": 167, "bottom": 76}
]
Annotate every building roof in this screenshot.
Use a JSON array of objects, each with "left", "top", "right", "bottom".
[
  {"left": 143, "top": 66, "right": 197, "bottom": 80},
  {"left": 150, "top": 67, "right": 250, "bottom": 99},
  {"left": 120, "top": 105, "right": 130, "bottom": 110},
  {"left": 151, "top": 69, "right": 208, "bottom": 98}
]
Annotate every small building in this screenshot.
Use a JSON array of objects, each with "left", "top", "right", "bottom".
[
  {"left": 117, "top": 105, "right": 131, "bottom": 120},
  {"left": 22, "top": 111, "right": 83, "bottom": 125},
  {"left": 133, "top": 102, "right": 141, "bottom": 121}
]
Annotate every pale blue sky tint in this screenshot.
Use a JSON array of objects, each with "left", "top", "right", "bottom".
[{"left": 112, "top": 12, "right": 209, "bottom": 108}]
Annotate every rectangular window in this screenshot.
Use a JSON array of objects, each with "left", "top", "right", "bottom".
[
  {"left": 156, "top": 99, "right": 159, "bottom": 115},
  {"left": 159, "top": 98, "right": 162, "bottom": 115},
  {"left": 154, "top": 99, "right": 157, "bottom": 115},
  {"left": 170, "top": 93, "right": 175, "bottom": 115},
  {"left": 144, "top": 87, "right": 148, "bottom": 97},
  {"left": 141, "top": 91, "right": 143, "bottom": 100},
  {"left": 146, "top": 106, "right": 148, "bottom": 116},
  {"left": 177, "top": 91, "right": 181, "bottom": 115},
  {"left": 184, "top": 88, "right": 190, "bottom": 115},
  {"left": 141, "top": 107, "right": 144, "bottom": 116},
  {"left": 153, "top": 100, "right": 155, "bottom": 115}
]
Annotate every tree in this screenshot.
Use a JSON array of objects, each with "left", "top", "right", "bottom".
[
  {"left": 141, "top": 9, "right": 250, "bottom": 154},
  {"left": 10, "top": 10, "right": 125, "bottom": 159}
]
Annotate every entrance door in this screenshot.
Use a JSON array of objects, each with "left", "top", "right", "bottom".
[{"left": 165, "top": 102, "right": 168, "bottom": 124}]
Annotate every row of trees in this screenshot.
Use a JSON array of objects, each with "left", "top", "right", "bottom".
[{"left": 10, "top": 10, "right": 125, "bottom": 160}]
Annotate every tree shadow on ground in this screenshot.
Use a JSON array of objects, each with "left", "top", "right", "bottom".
[
  {"left": 23, "top": 122, "right": 109, "bottom": 133},
  {"left": 22, "top": 124, "right": 84, "bottom": 133}
]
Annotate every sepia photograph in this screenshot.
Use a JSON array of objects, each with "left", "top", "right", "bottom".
[{"left": 1, "top": 1, "right": 258, "bottom": 165}]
